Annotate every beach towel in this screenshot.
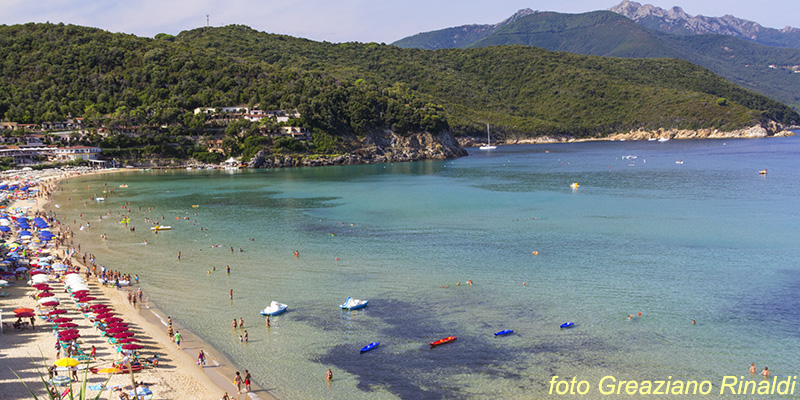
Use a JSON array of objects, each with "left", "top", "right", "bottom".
[{"left": 87, "top": 384, "right": 106, "bottom": 391}]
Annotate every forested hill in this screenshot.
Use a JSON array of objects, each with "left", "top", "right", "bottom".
[{"left": 0, "top": 23, "right": 797, "bottom": 142}]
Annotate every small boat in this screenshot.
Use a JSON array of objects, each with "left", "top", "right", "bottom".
[
  {"left": 676, "top": 160, "right": 684, "bottom": 164},
  {"left": 560, "top": 322, "right": 575, "bottom": 329},
  {"left": 340, "top": 297, "right": 369, "bottom": 310},
  {"left": 360, "top": 342, "right": 380, "bottom": 353},
  {"left": 759, "top": 169, "right": 767, "bottom": 175},
  {"left": 479, "top": 123, "right": 497, "bottom": 150},
  {"left": 658, "top": 137, "right": 670, "bottom": 142},
  {"left": 430, "top": 336, "right": 457, "bottom": 347},
  {"left": 119, "top": 184, "right": 128, "bottom": 188},
  {"left": 570, "top": 182, "right": 579, "bottom": 189},
  {"left": 260, "top": 301, "right": 288, "bottom": 316},
  {"left": 150, "top": 225, "right": 171, "bottom": 231},
  {"left": 494, "top": 329, "right": 514, "bottom": 336},
  {"left": 647, "top": 138, "right": 657, "bottom": 141},
  {"left": 95, "top": 197, "right": 105, "bottom": 201}
]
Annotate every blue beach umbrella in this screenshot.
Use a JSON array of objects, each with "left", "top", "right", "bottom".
[
  {"left": 0, "top": 226, "right": 10, "bottom": 232},
  {"left": 18, "top": 230, "right": 32, "bottom": 236}
]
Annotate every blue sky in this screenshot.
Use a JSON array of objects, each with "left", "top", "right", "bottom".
[{"left": 2, "top": 0, "right": 798, "bottom": 43}]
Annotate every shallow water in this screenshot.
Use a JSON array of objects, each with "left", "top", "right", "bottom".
[{"left": 53, "top": 136, "right": 800, "bottom": 399}]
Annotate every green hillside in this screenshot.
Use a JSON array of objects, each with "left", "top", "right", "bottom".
[
  {"left": 395, "top": 10, "right": 800, "bottom": 113},
  {"left": 0, "top": 23, "right": 795, "bottom": 146}
]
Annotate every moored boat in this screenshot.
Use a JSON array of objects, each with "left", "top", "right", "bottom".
[
  {"left": 340, "top": 297, "right": 368, "bottom": 310},
  {"left": 430, "top": 336, "right": 457, "bottom": 347},
  {"left": 260, "top": 301, "right": 288, "bottom": 316},
  {"left": 494, "top": 329, "right": 514, "bottom": 336},
  {"left": 560, "top": 322, "right": 575, "bottom": 329},
  {"left": 150, "top": 225, "right": 171, "bottom": 231}
]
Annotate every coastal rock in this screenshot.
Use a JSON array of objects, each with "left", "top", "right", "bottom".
[{"left": 248, "top": 130, "right": 467, "bottom": 168}]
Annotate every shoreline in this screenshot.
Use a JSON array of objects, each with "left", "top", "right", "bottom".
[{"left": 0, "top": 168, "right": 274, "bottom": 400}]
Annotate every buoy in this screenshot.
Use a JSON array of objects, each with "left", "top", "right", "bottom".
[{"left": 532, "top": 251, "right": 538, "bottom": 255}]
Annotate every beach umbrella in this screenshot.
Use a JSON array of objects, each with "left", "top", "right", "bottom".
[
  {"left": 96, "top": 367, "right": 120, "bottom": 374},
  {"left": 49, "top": 309, "right": 67, "bottom": 315},
  {"left": 77, "top": 296, "right": 97, "bottom": 302},
  {"left": 96, "top": 312, "right": 115, "bottom": 319},
  {"left": 41, "top": 301, "right": 60, "bottom": 307},
  {"left": 0, "top": 226, "right": 10, "bottom": 232},
  {"left": 107, "top": 322, "right": 128, "bottom": 328},
  {"left": 104, "top": 317, "right": 123, "bottom": 323},
  {"left": 58, "top": 329, "right": 79, "bottom": 335},
  {"left": 113, "top": 332, "right": 134, "bottom": 339},
  {"left": 91, "top": 307, "right": 112, "bottom": 313},
  {"left": 54, "top": 357, "right": 80, "bottom": 367},
  {"left": 38, "top": 296, "right": 58, "bottom": 302},
  {"left": 32, "top": 283, "right": 50, "bottom": 289},
  {"left": 58, "top": 333, "right": 80, "bottom": 341},
  {"left": 0, "top": 279, "right": 8, "bottom": 286},
  {"left": 53, "top": 317, "right": 72, "bottom": 323},
  {"left": 121, "top": 344, "right": 143, "bottom": 350},
  {"left": 14, "top": 307, "right": 34, "bottom": 313},
  {"left": 29, "top": 270, "right": 45, "bottom": 276},
  {"left": 37, "top": 291, "right": 54, "bottom": 297},
  {"left": 15, "top": 311, "right": 35, "bottom": 318},
  {"left": 106, "top": 327, "right": 129, "bottom": 334},
  {"left": 58, "top": 322, "right": 79, "bottom": 328},
  {"left": 71, "top": 290, "right": 89, "bottom": 296},
  {"left": 116, "top": 338, "right": 139, "bottom": 344},
  {"left": 14, "top": 266, "right": 26, "bottom": 272},
  {"left": 89, "top": 304, "right": 109, "bottom": 310},
  {"left": 63, "top": 271, "right": 78, "bottom": 275}
]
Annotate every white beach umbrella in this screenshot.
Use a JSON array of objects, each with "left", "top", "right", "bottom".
[
  {"left": 15, "top": 266, "right": 27, "bottom": 272},
  {"left": 31, "top": 275, "right": 49, "bottom": 283},
  {"left": 0, "top": 280, "right": 8, "bottom": 286},
  {"left": 37, "top": 296, "right": 59, "bottom": 304}
]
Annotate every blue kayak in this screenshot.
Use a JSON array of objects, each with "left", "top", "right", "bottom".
[
  {"left": 360, "top": 342, "right": 380, "bottom": 353},
  {"left": 560, "top": 322, "right": 575, "bottom": 329},
  {"left": 494, "top": 329, "right": 514, "bottom": 336}
]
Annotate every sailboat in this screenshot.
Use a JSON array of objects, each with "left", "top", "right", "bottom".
[{"left": 479, "top": 123, "right": 496, "bottom": 150}]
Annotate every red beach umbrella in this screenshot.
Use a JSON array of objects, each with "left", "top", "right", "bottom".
[
  {"left": 58, "top": 329, "right": 79, "bottom": 336},
  {"left": 107, "top": 322, "right": 128, "bottom": 328},
  {"left": 37, "top": 291, "right": 55, "bottom": 297},
  {"left": 58, "top": 333, "right": 80, "bottom": 341},
  {"left": 14, "top": 307, "right": 35, "bottom": 313},
  {"left": 104, "top": 317, "right": 123, "bottom": 323},
  {"left": 89, "top": 304, "right": 109, "bottom": 310},
  {"left": 106, "top": 327, "right": 129, "bottom": 334},
  {"left": 96, "top": 313, "right": 115, "bottom": 319},
  {"left": 77, "top": 296, "right": 97, "bottom": 302},
  {"left": 121, "top": 344, "right": 143, "bottom": 350},
  {"left": 71, "top": 291, "right": 89, "bottom": 297},
  {"left": 113, "top": 332, "right": 134, "bottom": 339},
  {"left": 49, "top": 309, "right": 67, "bottom": 315},
  {"left": 58, "top": 323, "right": 79, "bottom": 328},
  {"left": 29, "top": 270, "right": 45, "bottom": 275},
  {"left": 32, "top": 283, "right": 50, "bottom": 289},
  {"left": 64, "top": 271, "right": 78, "bottom": 275},
  {"left": 15, "top": 311, "right": 35, "bottom": 318},
  {"left": 116, "top": 338, "right": 140, "bottom": 344},
  {"left": 41, "top": 302, "right": 59, "bottom": 307},
  {"left": 53, "top": 317, "right": 72, "bottom": 323}
]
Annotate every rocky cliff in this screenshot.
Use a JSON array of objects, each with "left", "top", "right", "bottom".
[
  {"left": 609, "top": 1, "right": 800, "bottom": 49},
  {"left": 248, "top": 130, "right": 468, "bottom": 168}
]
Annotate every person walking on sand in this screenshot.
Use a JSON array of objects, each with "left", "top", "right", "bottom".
[
  {"left": 174, "top": 331, "right": 182, "bottom": 348},
  {"left": 233, "top": 371, "right": 243, "bottom": 394},
  {"left": 198, "top": 350, "right": 206, "bottom": 366},
  {"left": 244, "top": 370, "right": 252, "bottom": 392}
]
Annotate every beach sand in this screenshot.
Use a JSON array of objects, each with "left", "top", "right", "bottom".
[{"left": 0, "top": 169, "right": 274, "bottom": 400}]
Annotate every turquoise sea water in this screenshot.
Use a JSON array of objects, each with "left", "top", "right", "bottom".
[{"left": 52, "top": 137, "right": 800, "bottom": 399}]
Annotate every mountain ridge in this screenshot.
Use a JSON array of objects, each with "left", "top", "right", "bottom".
[{"left": 608, "top": 1, "right": 800, "bottom": 49}]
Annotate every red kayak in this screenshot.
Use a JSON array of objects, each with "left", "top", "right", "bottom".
[{"left": 430, "top": 336, "right": 457, "bottom": 347}]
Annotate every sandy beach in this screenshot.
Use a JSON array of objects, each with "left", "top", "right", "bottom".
[{"left": 0, "top": 168, "right": 274, "bottom": 400}]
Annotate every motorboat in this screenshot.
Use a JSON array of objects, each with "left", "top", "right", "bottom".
[
  {"left": 150, "top": 225, "right": 171, "bottom": 231},
  {"left": 570, "top": 182, "right": 579, "bottom": 189},
  {"left": 494, "top": 329, "right": 514, "bottom": 336},
  {"left": 340, "top": 297, "right": 368, "bottom": 310},
  {"left": 260, "top": 301, "right": 288, "bottom": 316},
  {"left": 560, "top": 322, "right": 575, "bottom": 329}
]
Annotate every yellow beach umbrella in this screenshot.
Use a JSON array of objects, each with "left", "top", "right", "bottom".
[
  {"left": 54, "top": 357, "right": 80, "bottom": 367},
  {"left": 96, "top": 367, "right": 120, "bottom": 374}
]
